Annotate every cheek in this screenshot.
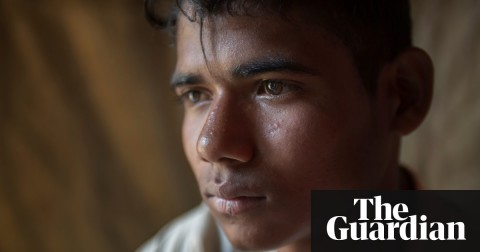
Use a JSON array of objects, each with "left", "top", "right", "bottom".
[
  {"left": 257, "top": 106, "right": 329, "bottom": 195},
  {"left": 262, "top": 104, "right": 339, "bottom": 163},
  {"left": 261, "top": 101, "right": 374, "bottom": 189}
]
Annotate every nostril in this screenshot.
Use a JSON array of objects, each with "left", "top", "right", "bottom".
[{"left": 214, "top": 176, "right": 222, "bottom": 184}]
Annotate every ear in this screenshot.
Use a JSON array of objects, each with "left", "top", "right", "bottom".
[{"left": 379, "top": 47, "right": 434, "bottom": 135}]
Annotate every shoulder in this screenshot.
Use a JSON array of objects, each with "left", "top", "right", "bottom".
[{"left": 137, "top": 204, "right": 220, "bottom": 252}]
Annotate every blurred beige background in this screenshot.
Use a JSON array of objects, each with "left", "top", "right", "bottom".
[{"left": 0, "top": 0, "right": 479, "bottom": 251}]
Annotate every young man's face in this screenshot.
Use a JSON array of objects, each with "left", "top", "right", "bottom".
[{"left": 173, "top": 12, "right": 399, "bottom": 251}]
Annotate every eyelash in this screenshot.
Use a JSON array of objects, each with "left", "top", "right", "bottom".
[
  {"left": 177, "top": 88, "right": 212, "bottom": 105},
  {"left": 257, "top": 79, "right": 299, "bottom": 97},
  {"left": 176, "top": 79, "right": 300, "bottom": 106}
]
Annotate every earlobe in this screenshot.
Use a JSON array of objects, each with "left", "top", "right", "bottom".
[{"left": 388, "top": 47, "right": 434, "bottom": 135}]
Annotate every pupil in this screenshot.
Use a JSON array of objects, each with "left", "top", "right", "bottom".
[
  {"left": 267, "top": 81, "right": 282, "bottom": 95},
  {"left": 189, "top": 91, "right": 199, "bottom": 102},
  {"left": 268, "top": 82, "right": 276, "bottom": 90}
]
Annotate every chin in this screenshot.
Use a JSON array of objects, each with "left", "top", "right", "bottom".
[
  {"left": 221, "top": 220, "right": 309, "bottom": 251},
  {"left": 227, "top": 234, "right": 280, "bottom": 251},
  {"left": 221, "top": 223, "right": 279, "bottom": 250}
]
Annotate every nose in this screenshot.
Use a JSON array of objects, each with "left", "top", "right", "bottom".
[{"left": 196, "top": 94, "right": 255, "bottom": 164}]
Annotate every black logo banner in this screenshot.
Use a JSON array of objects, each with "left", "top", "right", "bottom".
[{"left": 311, "top": 191, "right": 480, "bottom": 252}]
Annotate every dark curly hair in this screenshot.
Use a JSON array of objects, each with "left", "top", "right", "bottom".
[{"left": 144, "top": 0, "right": 412, "bottom": 94}]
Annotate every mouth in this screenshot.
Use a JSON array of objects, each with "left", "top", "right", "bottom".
[
  {"left": 208, "top": 196, "right": 267, "bottom": 216},
  {"left": 205, "top": 175, "right": 268, "bottom": 216}
]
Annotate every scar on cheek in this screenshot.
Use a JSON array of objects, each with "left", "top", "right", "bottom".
[{"left": 267, "top": 123, "right": 280, "bottom": 137}]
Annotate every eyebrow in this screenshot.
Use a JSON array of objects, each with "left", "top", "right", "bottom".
[
  {"left": 170, "top": 74, "right": 203, "bottom": 88},
  {"left": 232, "top": 57, "right": 321, "bottom": 78},
  {"left": 170, "top": 56, "right": 320, "bottom": 88}
]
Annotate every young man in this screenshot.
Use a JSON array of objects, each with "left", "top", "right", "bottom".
[{"left": 139, "top": 0, "right": 433, "bottom": 251}]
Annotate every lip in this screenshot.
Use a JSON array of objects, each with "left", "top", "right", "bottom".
[
  {"left": 206, "top": 176, "right": 267, "bottom": 215},
  {"left": 210, "top": 196, "right": 267, "bottom": 216}
]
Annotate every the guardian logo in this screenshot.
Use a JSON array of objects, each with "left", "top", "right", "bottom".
[{"left": 326, "top": 195, "right": 466, "bottom": 241}]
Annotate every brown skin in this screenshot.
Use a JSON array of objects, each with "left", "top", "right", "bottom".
[{"left": 172, "top": 12, "right": 433, "bottom": 252}]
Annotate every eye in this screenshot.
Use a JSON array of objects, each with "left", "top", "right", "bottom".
[
  {"left": 178, "top": 89, "right": 211, "bottom": 105},
  {"left": 264, "top": 80, "right": 283, "bottom": 95},
  {"left": 187, "top": 90, "right": 202, "bottom": 103},
  {"left": 258, "top": 79, "right": 299, "bottom": 96}
]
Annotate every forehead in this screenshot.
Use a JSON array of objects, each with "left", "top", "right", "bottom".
[{"left": 174, "top": 12, "right": 356, "bottom": 83}]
